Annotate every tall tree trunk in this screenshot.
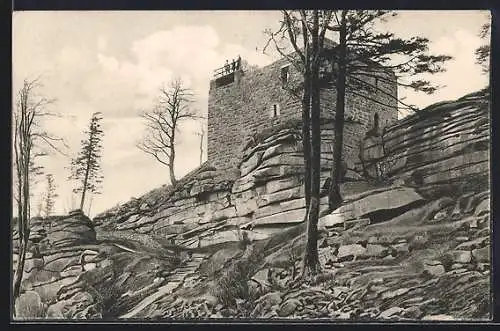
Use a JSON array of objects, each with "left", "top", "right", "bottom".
[
  {"left": 79, "top": 152, "right": 91, "bottom": 211},
  {"left": 300, "top": 12, "right": 312, "bottom": 218},
  {"left": 301, "top": 71, "right": 312, "bottom": 213},
  {"left": 22, "top": 149, "right": 30, "bottom": 232},
  {"left": 14, "top": 140, "right": 30, "bottom": 304},
  {"left": 13, "top": 177, "right": 27, "bottom": 304},
  {"left": 169, "top": 137, "right": 177, "bottom": 186},
  {"left": 199, "top": 128, "right": 204, "bottom": 166},
  {"left": 302, "top": 10, "right": 321, "bottom": 277},
  {"left": 13, "top": 238, "right": 27, "bottom": 300},
  {"left": 328, "top": 11, "right": 347, "bottom": 212},
  {"left": 87, "top": 195, "right": 93, "bottom": 216}
]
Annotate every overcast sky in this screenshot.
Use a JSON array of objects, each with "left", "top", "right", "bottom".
[{"left": 12, "top": 10, "right": 490, "bottom": 217}]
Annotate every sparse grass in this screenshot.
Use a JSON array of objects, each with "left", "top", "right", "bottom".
[
  {"left": 14, "top": 291, "right": 46, "bottom": 319},
  {"left": 210, "top": 259, "right": 254, "bottom": 307},
  {"left": 209, "top": 247, "right": 264, "bottom": 315},
  {"left": 199, "top": 247, "right": 243, "bottom": 277},
  {"left": 437, "top": 251, "right": 455, "bottom": 272},
  {"left": 209, "top": 234, "right": 271, "bottom": 314},
  {"left": 309, "top": 271, "right": 338, "bottom": 287},
  {"left": 31, "top": 280, "right": 65, "bottom": 304}
]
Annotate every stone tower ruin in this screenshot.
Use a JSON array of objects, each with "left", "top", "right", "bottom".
[{"left": 207, "top": 46, "right": 398, "bottom": 172}]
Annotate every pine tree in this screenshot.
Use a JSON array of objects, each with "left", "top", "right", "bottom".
[
  {"left": 325, "top": 10, "right": 452, "bottom": 212},
  {"left": 267, "top": 10, "right": 451, "bottom": 277},
  {"left": 70, "top": 112, "right": 104, "bottom": 211},
  {"left": 43, "top": 174, "right": 58, "bottom": 217},
  {"left": 475, "top": 22, "right": 490, "bottom": 74}
]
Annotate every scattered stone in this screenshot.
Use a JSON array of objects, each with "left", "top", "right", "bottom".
[
  {"left": 474, "top": 198, "right": 490, "bottom": 216},
  {"left": 456, "top": 236, "right": 489, "bottom": 250},
  {"left": 451, "top": 263, "right": 465, "bottom": 270},
  {"left": 278, "top": 298, "right": 302, "bottom": 317},
  {"left": 381, "top": 287, "right": 410, "bottom": 300},
  {"left": 364, "top": 244, "right": 390, "bottom": 258},
  {"left": 331, "top": 263, "right": 345, "bottom": 268},
  {"left": 256, "top": 291, "right": 282, "bottom": 307},
  {"left": 476, "top": 263, "right": 489, "bottom": 272},
  {"left": 472, "top": 246, "right": 490, "bottom": 263},
  {"left": 319, "top": 213, "right": 346, "bottom": 228},
  {"left": 446, "top": 268, "right": 468, "bottom": 275},
  {"left": 379, "top": 306, "right": 404, "bottom": 319},
  {"left": 337, "top": 244, "right": 367, "bottom": 260},
  {"left": 392, "top": 242, "right": 410, "bottom": 254},
  {"left": 463, "top": 216, "right": 479, "bottom": 229},
  {"left": 455, "top": 236, "right": 470, "bottom": 243},
  {"left": 448, "top": 250, "right": 472, "bottom": 264},
  {"left": 423, "top": 261, "right": 446, "bottom": 277},
  {"left": 433, "top": 210, "right": 448, "bottom": 221},
  {"left": 334, "top": 187, "right": 425, "bottom": 221},
  {"left": 404, "top": 306, "right": 423, "bottom": 319},
  {"left": 422, "top": 314, "right": 456, "bottom": 320}
]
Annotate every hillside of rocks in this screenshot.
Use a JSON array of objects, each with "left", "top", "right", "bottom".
[{"left": 12, "top": 88, "right": 491, "bottom": 320}]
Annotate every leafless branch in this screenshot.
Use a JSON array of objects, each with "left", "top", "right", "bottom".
[{"left": 138, "top": 77, "right": 196, "bottom": 185}]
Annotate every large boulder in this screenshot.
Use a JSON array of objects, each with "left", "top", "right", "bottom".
[
  {"left": 45, "top": 211, "right": 96, "bottom": 248},
  {"left": 329, "top": 186, "right": 425, "bottom": 222}
]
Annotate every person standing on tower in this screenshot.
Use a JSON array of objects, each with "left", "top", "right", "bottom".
[{"left": 236, "top": 55, "right": 241, "bottom": 69}]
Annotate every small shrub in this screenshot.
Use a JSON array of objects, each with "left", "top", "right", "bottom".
[
  {"left": 409, "top": 232, "right": 430, "bottom": 252},
  {"left": 210, "top": 240, "right": 261, "bottom": 311},
  {"left": 210, "top": 258, "right": 254, "bottom": 308},
  {"left": 438, "top": 253, "right": 455, "bottom": 272},
  {"left": 309, "top": 271, "right": 337, "bottom": 287}
]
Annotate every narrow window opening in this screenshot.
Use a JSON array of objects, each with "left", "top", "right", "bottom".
[
  {"left": 374, "top": 113, "right": 380, "bottom": 131},
  {"left": 271, "top": 103, "right": 280, "bottom": 118},
  {"left": 280, "top": 65, "right": 290, "bottom": 85}
]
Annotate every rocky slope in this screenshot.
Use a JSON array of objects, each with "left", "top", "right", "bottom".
[
  {"left": 13, "top": 210, "right": 185, "bottom": 319},
  {"left": 12, "top": 89, "right": 491, "bottom": 320},
  {"left": 130, "top": 186, "right": 491, "bottom": 320}
]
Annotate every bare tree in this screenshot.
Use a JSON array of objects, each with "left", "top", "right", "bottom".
[
  {"left": 12, "top": 78, "right": 66, "bottom": 304},
  {"left": 196, "top": 124, "right": 206, "bottom": 165},
  {"left": 137, "top": 78, "right": 197, "bottom": 186}
]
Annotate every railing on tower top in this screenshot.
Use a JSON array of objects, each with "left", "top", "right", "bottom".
[{"left": 213, "top": 57, "right": 241, "bottom": 79}]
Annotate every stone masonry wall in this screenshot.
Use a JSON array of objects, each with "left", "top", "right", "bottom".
[{"left": 207, "top": 56, "right": 398, "bottom": 171}]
